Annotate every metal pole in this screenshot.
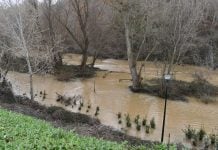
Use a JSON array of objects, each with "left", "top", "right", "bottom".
[{"left": 161, "top": 80, "right": 168, "bottom": 143}]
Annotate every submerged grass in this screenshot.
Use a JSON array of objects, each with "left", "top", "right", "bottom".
[{"left": 0, "top": 109, "right": 175, "bottom": 150}]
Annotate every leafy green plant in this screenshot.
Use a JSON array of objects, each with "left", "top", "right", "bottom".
[
  {"left": 0, "top": 109, "right": 129, "bottom": 150},
  {"left": 0, "top": 109, "right": 174, "bottom": 150}
]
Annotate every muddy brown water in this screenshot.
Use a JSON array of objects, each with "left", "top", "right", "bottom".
[{"left": 7, "top": 54, "right": 218, "bottom": 145}]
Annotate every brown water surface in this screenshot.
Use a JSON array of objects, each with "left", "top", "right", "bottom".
[{"left": 7, "top": 54, "right": 218, "bottom": 145}]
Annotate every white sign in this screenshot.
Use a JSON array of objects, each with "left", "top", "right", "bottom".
[{"left": 164, "top": 74, "right": 172, "bottom": 80}]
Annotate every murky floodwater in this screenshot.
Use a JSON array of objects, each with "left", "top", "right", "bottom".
[{"left": 7, "top": 54, "right": 218, "bottom": 145}]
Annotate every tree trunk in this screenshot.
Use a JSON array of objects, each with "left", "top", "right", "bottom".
[
  {"left": 54, "top": 52, "right": 62, "bottom": 68},
  {"left": 18, "top": 13, "right": 34, "bottom": 101},
  {"left": 29, "top": 73, "right": 34, "bottom": 101},
  {"left": 168, "top": 46, "right": 177, "bottom": 74},
  {"left": 81, "top": 50, "right": 88, "bottom": 70},
  {"left": 209, "top": 49, "right": 214, "bottom": 70},
  {"left": 91, "top": 51, "right": 98, "bottom": 68},
  {"left": 124, "top": 19, "right": 140, "bottom": 90}
]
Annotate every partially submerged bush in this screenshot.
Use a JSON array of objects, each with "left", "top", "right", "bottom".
[
  {"left": 183, "top": 125, "right": 218, "bottom": 148},
  {"left": 125, "top": 114, "right": 131, "bottom": 128},
  {"left": 142, "top": 118, "right": 147, "bottom": 126},
  {"left": 134, "top": 115, "right": 140, "bottom": 125},
  {"left": 150, "top": 118, "right": 156, "bottom": 129},
  {"left": 136, "top": 124, "right": 141, "bottom": 131},
  {"left": 117, "top": 112, "right": 122, "bottom": 119},
  {"left": 209, "top": 134, "right": 216, "bottom": 145},
  {"left": 145, "top": 125, "right": 150, "bottom": 134},
  {"left": 183, "top": 125, "right": 196, "bottom": 140},
  {"left": 198, "top": 127, "right": 206, "bottom": 141}
]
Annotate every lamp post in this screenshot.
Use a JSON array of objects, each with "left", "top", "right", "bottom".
[{"left": 161, "top": 74, "right": 171, "bottom": 143}]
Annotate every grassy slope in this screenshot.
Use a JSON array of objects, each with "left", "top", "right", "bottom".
[{"left": 0, "top": 109, "right": 175, "bottom": 150}]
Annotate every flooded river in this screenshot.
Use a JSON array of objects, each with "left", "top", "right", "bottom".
[{"left": 7, "top": 54, "right": 218, "bottom": 145}]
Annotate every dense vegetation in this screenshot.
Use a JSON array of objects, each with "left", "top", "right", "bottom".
[{"left": 0, "top": 109, "right": 175, "bottom": 150}]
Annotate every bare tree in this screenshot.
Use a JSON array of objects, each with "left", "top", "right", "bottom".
[
  {"left": 42, "top": 0, "right": 63, "bottom": 67},
  {"left": 110, "top": 0, "right": 158, "bottom": 90},
  {"left": 0, "top": 0, "right": 53, "bottom": 100},
  {"left": 56, "top": 0, "right": 89, "bottom": 70},
  {"left": 88, "top": 0, "right": 110, "bottom": 68},
  {"left": 157, "top": 0, "right": 205, "bottom": 75},
  {"left": 27, "top": 0, "right": 42, "bottom": 31}
]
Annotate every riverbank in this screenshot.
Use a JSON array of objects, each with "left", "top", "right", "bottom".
[
  {"left": 0, "top": 79, "right": 180, "bottom": 149},
  {"left": 0, "top": 97, "right": 156, "bottom": 147},
  {"left": 0, "top": 108, "right": 177, "bottom": 149},
  {"left": 131, "top": 78, "right": 218, "bottom": 103}
]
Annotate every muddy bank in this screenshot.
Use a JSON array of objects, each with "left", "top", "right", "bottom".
[
  {"left": 54, "top": 65, "right": 103, "bottom": 81},
  {"left": 130, "top": 78, "right": 218, "bottom": 103}
]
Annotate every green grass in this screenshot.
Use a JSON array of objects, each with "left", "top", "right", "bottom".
[{"left": 0, "top": 109, "right": 175, "bottom": 150}]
